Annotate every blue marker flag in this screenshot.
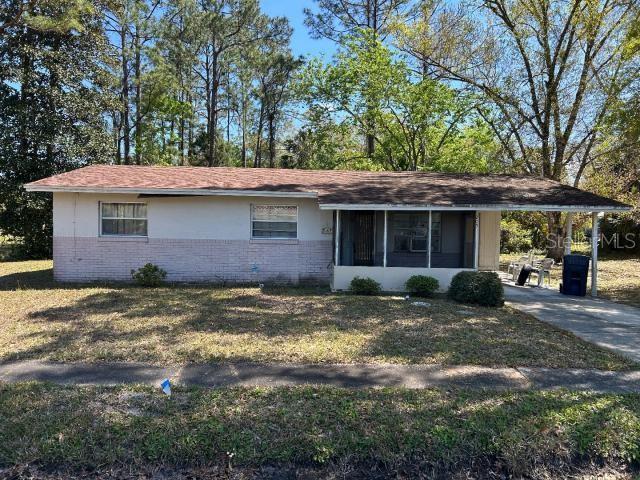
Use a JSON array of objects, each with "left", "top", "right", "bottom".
[{"left": 160, "top": 378, "right": 171, "bottom": 396}]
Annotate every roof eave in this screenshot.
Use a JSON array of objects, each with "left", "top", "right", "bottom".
[
  {"left": 23, "top": 185, "right": 318, "bottom": 198},
  {"left": 318, "top": 203, "right": 632, "bottom": 213},
  {"left": 23, "top": 185, "right": 631, "bottom": 212}
]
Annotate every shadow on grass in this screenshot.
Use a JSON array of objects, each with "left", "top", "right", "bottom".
[
  {"left": 0, "top": 266, "right": 334, "bottom": 293},
  {"left": 0, "top": 266, "right": 127, "bottom": 292},
  {"left": 0, "top": 267, "right": 55, "bottom": 290},
  {"left": 2, "top": 284, "right": 629, "bottom": 371}
]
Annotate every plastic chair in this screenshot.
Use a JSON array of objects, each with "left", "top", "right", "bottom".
[{"left": 531, "top": 258, "right": 554, "bottom": 287}]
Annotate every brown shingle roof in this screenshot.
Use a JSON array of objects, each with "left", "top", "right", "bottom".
[{"left": 25, "top": 164, "right": 630, "bottom": 211}]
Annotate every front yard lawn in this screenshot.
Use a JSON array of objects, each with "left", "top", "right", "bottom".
[
  {"left": 0, "top": 261, "right": 634, "bottom": 370},
  {"left": 1, "top": 382, "right": 639, "bottom": 477}
]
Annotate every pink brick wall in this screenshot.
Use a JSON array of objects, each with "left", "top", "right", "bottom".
[{"left": 53, "top": 237, "right": 333, "bottom": 284}]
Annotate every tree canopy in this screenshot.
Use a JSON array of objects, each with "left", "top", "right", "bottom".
[{"left": 0, "top": 0, "right": 639, "bottom": 256}]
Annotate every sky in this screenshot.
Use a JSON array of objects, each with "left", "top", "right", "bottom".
[{"left": 260, "top": 0, "right": 337, "bottom": 59}]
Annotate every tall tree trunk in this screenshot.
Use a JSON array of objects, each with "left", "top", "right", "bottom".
[
  {"left": 546, "top": 211, "right": 567, "bottom": 262},
  {"left": 204, "top": 51, "right": 212, "bottom": 166},
  {"left": 187, "top": 92, "right": 194, "bottom": 164},
  {"left": 364, "top": 0, "right": 378, "bottom": 159},
  {"left": 19, "top": 44, "right": 31, "bottom": 164},
  {"left": 179, "top": 89, "right": 185, "bottom": 165},
  {"left": 113, "top": 113, "right": 122, "bottom": 164},
  {"left": 207, "top": 51, "right": 219, "bottom": 167},
  {"left": 120, "top": 23, "right": 131, "bottom": 164},
  {"left": 254, "top": 100, "right": 264, "bottom": 167},
  {"left": 241, "top": 103, "right": 247, "bottom": 168},
  {"left": 46, "top": 36, "right": 61, "bottom": 166},
  {"left": 240, "top": 88, "right": 247, "bottom": 167},
  {"left": 178, "top": 13, "right": 186, "bottom": 165},
  {"left": 253, "top": 101, "right": 264, "bottom": 168},
  {"left": 134, "top": 23, "right": 142, "bottom": 165},
  {"left": 226, "top": 70, "right": 231, "bottom": 143},
  {"left": 366, "top": 131, "right": 375, "bottom": 158},
  {"left": 268, "top": 110, "right": 276, "bottom": 168}
]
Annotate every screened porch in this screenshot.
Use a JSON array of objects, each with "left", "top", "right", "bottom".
[
  {"left": 335, "top": 210, "right": 477, "bottom": 269},
  {"left": 331, "top": 209, "right": 485, "bottom": 291}
]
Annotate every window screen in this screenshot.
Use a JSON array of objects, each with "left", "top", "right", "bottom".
[
  {"left": 251, "top": 205, "right": 297, "bottom": 239},
  {"left": 430, "top": 212, "right": 442, "bottom": 253},
  {"left": 101, "top": 203, "right": 148, "bottom": 236},
  {"left": 391, "top": 213, "right": 429, "bottom": 252}
]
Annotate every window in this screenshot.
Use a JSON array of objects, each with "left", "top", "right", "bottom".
[
  {"left": 251, "top": 205, "right": 297, "bottom": 239},
  {"left": 391, "top": 213, "right": 428, "bottom": 252},
  {"left": 100, "top": 202, "right": 147, "bottom": 236},
  {"left": 430, "top": 212, "right": 441, "bottom": 253}
]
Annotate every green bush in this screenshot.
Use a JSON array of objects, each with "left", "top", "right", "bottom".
[
  {"left": 405, "top": 275, "right": 439, "bottom": 297},
  {"left": 349, "top": 276, "right": 381, "bottom": 295},
  {"left": 448, "top": 271, "right": 504, "bottom": 307},
  {"left": 500, "top": 218, "right": 532, "bottom": 253},
  {"left": 600, "top": 216, "right": 640, "bottom": 253},
  {"left": 131, "top": 263, "right": 167, "bottom": 287}
]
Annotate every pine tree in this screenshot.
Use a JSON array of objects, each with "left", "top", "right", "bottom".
[{"left": 0, "top": 0, "right": 114, "bottom": 257}]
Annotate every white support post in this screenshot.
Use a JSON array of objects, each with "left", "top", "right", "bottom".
[
  {"left": 335, "top": 210, "right": 340, "bottom": 267},
  {"left": 427, "top": 211, "right": 432, "bottom": 268},
  {"left": 473, "top": 211, "right": 480, "bottom": 269},
  {"left": 383, "top": 210, "right": 388, "bottom": 267},
  {"left": 591, "top": 211, "right": 599, "bottom": 297},
  {"left": 564, "top": 212, "right": 573, "bottom": 256}
]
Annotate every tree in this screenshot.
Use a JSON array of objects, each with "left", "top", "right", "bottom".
[
  {"left": 304, "top": 0, "right": 411, "bottom": 158},
  {"left": 253, "top": 47, "right": 300, "bottom": 167},
  {"left": 0, "top": 0, "right": 114, "bottom": 257},
  {"left": 0, "top": 0, "right": 91, "bottom": 37},
  {"left": 104, "top": 0, "right": 162, "bottom": 165},
  {"left": 299, "top": 30, "right": 493, "bottom": 172},
  {"left": 281, "top": 107, "right": 367, "bottom": 170},
  {"left": 185, "top": 0, "right": 289, "bottom": 167},
  {"left": 399, "top": 0, "right": 640, "bottom": 259},
  {"left": 304, "top": 0, "right": 410, "bottom": 44}
]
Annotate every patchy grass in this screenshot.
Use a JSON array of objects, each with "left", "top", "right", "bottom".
[
  {"left": 0, "top": 260, "right": 635, "bottom": 370},
  {"left": 0, "top": 382, "right": 639, "bottom": 477},
  {"left": 500, "top": 251, "right": 640, "bottom": 308}
]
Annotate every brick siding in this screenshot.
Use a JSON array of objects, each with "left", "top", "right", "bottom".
[{"left": 53, "top": 237, "right": 333, "bottom": 285}]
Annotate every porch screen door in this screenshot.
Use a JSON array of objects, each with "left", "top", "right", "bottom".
[{"left": 353, "top": 211, "right": 375, "bottom": 266}]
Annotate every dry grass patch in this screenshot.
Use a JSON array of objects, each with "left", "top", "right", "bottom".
[
  {"left": 0, "top": 260, "right": 635, "bottom": 369},
  {"left": 1, "top": 382, "right": 639, "bottom": 476}
]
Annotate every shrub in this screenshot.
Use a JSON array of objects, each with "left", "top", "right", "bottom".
[
  {"left": 600, "top": 216, "right": 640, "bottom": 253},
  {"left": 349, "top": 276, "right": 381, "bottom": 295},
  {"left": 500, "top": 218, "right": 532, "bottom": 253},
  {"left": 448, "top": 271, "right": 504, "bottom": 307},
  {"left": 131, "top": 263, "right": 167, "bottom": 287},
  {"left": 405, "top": 275, "right": 439, "bottom": 297}
]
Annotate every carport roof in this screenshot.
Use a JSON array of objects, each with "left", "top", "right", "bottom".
[{"left": 25, "top": 165, "right": 631, "bottom": 212}]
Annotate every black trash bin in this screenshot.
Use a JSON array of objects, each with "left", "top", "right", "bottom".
[{"left": 560, "top": 254, "right": 590, "bottom": 296}]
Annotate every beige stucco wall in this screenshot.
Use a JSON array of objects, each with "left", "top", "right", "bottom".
[
  {"left": 478, "top": 211, "right": 501, "bottom": 271},
  {"left": 53, "top": 193, "right": 333, "bottom": 240}
]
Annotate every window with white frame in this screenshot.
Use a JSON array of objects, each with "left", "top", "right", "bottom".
[
  {"left": 251, "top": 205, "right": 297, "bottom": 239},
  {"left": 100, "top": 202, "right": 148, "bottom": 236}
]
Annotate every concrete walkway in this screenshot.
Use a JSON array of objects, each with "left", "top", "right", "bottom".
[
  {"left": 504, "top": 284, "right": 640, "bottom": 363},
  {"left": 1, "top": 360, "right": 640, "bottom": 393}
]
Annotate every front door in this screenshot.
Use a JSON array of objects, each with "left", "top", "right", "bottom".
[{"left": 353, "top": 211, "right": 375, "bottom": 266}]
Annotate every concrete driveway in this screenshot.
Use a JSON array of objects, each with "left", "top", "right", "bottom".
[{"left": 505, "top": 284, "right": 640, "bottom": 363}]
